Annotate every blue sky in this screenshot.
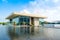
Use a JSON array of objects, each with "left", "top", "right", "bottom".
[
  {"left": 0, "top": 0, "right": 34, "bottom": 22},
  {"left": 0, "top": 0, "right": 60, "bottom": 22}
]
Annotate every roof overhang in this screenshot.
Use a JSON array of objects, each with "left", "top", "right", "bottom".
[{"left": 6, "top": 12, "right": 47, "bottom": 19}]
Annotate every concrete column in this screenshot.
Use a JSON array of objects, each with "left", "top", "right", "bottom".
[
  {"left": 30, "top": 17, "right": 31, "bottom": 33},
  {"left": 34, "top": 18, "right": 40, "bottom": 26},
  {"left": 34, "top": 18, "right": 40, "bottom": 33},
  {"left": 30, "top": 17, "right": 31, "bottom": 25}
]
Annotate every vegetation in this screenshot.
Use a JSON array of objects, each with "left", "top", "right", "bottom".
[
  {"left": 40, "top": 21, "right": 60, "bottom": 24},
  {"left": 0, "top": 22, "right": 7, "bottom": 25},
  {"left": 39, "top": 21, "right": 50, "bottom": 26}
]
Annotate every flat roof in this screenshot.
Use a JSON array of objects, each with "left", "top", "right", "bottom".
[{"left": 6, "top": 12, "right": 47, "bottom": 19}]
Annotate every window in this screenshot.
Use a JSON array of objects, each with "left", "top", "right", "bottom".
[
  {"left": 19, "top": 16, "right": 30, "bottom": 25},
  {"left": 12, "top": 17, "right": 19, "bottom": 24}
]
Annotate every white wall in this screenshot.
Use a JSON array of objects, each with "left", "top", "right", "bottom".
[
  {"left": 34, "top": 18, "right": 40, "bottom": 33},
  {"left": 34, "top": 18, "right": 40, "bottom": 26}
]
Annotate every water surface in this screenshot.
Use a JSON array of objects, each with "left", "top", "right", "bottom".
[{"left": 0, "top": 25, "right": 60, "bottom": 40}]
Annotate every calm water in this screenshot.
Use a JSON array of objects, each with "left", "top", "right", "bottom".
[{"left": 0, "top": 25, "right": 60, "bottom": 40}]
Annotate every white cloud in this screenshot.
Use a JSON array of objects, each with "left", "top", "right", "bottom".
[
  {"left": 45, "top": 0, "right": 49, "bottom": 2},
  {"left": 2, "top": 0, "right": 7, "bottom": 1},
  {"left": 2, "top": 0, "right": 8, "bottom": 3},
  {"left": 0, "top": 16, "right": 8, "bottom": 22},
  {"left": 52, "top": 0, "right": 60, "bottom": 3},
  {"left": 19, "top": 9, "right": 31, "bottom": 14},
  {"left": 23, "top": 0, "right": 60, "bottom": 22}
]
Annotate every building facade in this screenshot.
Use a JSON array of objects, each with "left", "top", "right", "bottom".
[{"left": 6, "top": 12, "right": 46, "bottom": 26}]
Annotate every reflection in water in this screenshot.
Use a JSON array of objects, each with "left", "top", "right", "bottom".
[
  {"left": 7, "top": 26, "right": 50, "bottom": 40},
  {"left": 7, "top": 26, "right": 35, "bottom": 40},
  {"left": 8, "top": 27, "right": 19, "bottom": 40},
  {"left": 6, "top": 26, "right": 60, "bottom": 40}
]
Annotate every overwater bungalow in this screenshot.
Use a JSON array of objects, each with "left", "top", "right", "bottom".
[{"left": 6, "top": 12, "right": 46, "bottom": 33}]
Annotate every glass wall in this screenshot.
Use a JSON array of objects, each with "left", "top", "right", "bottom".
[
  {"left": 12, "top": 17, "right": 19, "bottom": 24},
  {"left": 11, "top": 16, "right": 30, "bottom": 25},
  {"left": 40, "top": 18, "right": 44, "bottom": 22},
  {"left": 19, "top": 16, "right": 30, "bottom": 25},
  {"left": 39, "top": 18, "right": 45, "bottom": 25}
]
